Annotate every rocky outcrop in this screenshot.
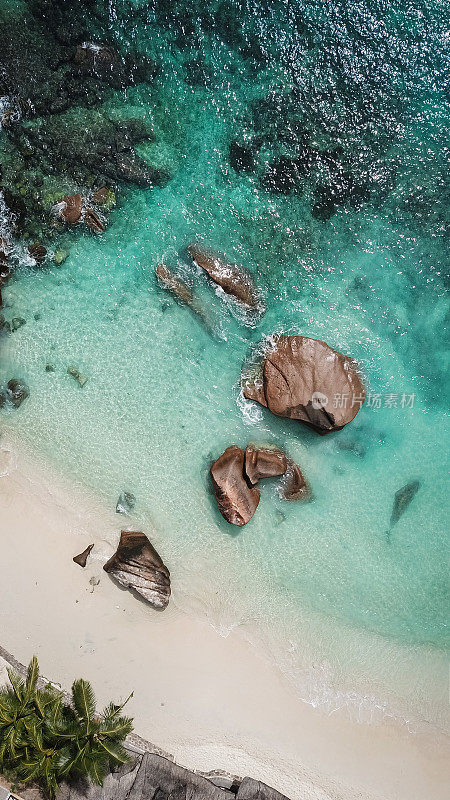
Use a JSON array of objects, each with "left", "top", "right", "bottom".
[
  {"left": 244, "top": 445, "right": 287, "bottom": 485},
  {"left": 93, "top": 186, "right": 116, "bottom": 209},
  {"left": 57, "top": 753, "right": 234, "bottom": 800},
  {"left": 125, "top": 753, "right": 234, "bottom": 800},
  {"left": 243, "top": 335, "right": 365, "bottom": 434},
  {"left": 210, "top": 446, "right": 260, "bottom": 526},
  {"left": 237, "top": 777, "right": 289, "bottom": 800},
  {"left": 187, "top": 243, "right": 262, "bottom": 311},
  {"left": 103, "top": 531, "right": 171, "bottom": 610},
  {"left": 73, "top": 544, "right": 94, "bottom": 568},
  {"left": 56, "top": 752, "right": 291, "bottom": 800}
]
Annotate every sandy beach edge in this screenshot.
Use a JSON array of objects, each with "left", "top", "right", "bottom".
[{"left": 0, "top": 434, "right": 448, "bottom": 800}]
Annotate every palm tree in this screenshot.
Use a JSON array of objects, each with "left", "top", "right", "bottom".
[
  {"left": 0, "top": 657, "right": 64, "bottom": 796},
  {"left": 0, "top": 658, "right": 133, "bottom": 797},
  {"left": 0, "top": 657, "right": 62, "bottom": 763},
  {"left": 55, "top": 678, "right": 133, "bottom": 786}
]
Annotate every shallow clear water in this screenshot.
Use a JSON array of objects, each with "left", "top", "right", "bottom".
[{"left": 1, "top": 0, "right": 449, "bottom": 728}]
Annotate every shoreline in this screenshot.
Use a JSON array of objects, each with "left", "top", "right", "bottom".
[{"left": 0, "top": 434, "right": 449, "bottom": 800}]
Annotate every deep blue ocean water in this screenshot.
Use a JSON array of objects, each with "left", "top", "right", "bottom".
[{"left": 1, "top": 0, "right": 449, "bottom": 727}]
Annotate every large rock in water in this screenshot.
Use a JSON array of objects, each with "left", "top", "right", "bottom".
[
  {"left": 187, "top": 242, "right": 262, "bottom": 311},
  {"left": 103, "top": 531, "right": 171, "bottom": 609},
  {"left": 211, "top": 446, "right": 260, "bottom": 526},
  {"left": 244, "top": 444, "right": 288, "bottom": 485},
  {"left": 243, "top": 335, "right": 365, "bottom": 434}
]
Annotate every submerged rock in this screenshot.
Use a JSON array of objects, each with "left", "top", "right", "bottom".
[
  {"left": 74, "top": 43, "right": 122, "bottom": 86},
  {"left": 7, "top": 317, "right": 26, "bottom": 333},
  {"left": 229, "top": 141, "right": 256, "bottom": 173},
  {"left": 67, "top": 366, "right": 88, "bottom": 387},
  {"left": 187, "top": 242, "right": 262, "bottom": 311},
  {"left": 262, "top": 156, "right": 308, "bottom": 195},
  {"left": 390, "top": 480, "right": 421, "bottom": 527},
  {"left": 244, "top": 444, "right": 287, "bottom": 485},
  {"left": 210, "top": 446, "right": 260, "bottom": 526},
  {"left": 74, "top": 43, "right": 158, "bottom": 90},
  {"left": 155, "top": 263, "right": 210, "bottom": 327},
  {"left": 3, "top": 379, "right": 29, "bottom": 408},
  {"left": 103, "top": 530, "right": 171, "bottom": 609},
  {"left": 109, "top": 152, "right": 170, "bottom": 187},
  {"left": 53, "top": 248, "right": 69, "bottom": 266},
  {"left": 156, "top": 264, "right": 195, "bottom": 307},
  {"left": 243, "top": 335, "right": 365, "bottom": 434},
  {"left": 116, "top": 491, "right": 136, "bottom": 515},
  {"left": 73, "top": 543, "right": 94, "bottom": 568}
]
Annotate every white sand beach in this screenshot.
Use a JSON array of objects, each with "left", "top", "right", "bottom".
[{"left": 0, "top": 434, "right": 448, "bottom": 800}]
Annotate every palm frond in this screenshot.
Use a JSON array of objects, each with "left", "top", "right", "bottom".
[
  {"left": 25, "top": 657, "right": 39, "bottom": 698},
  {"left": 98, "top": 739, "right": 129, "bottom": 764},
  {"left": 6, "top": 670, "right": 25, "bottom": 704},
  {"left": 99, "top": 717, "right": 133, "bottom": 741},
  {"left": 71, "top": 679, "right": 96, "bottom": 722},
  {"left": 102, "top": 692, "right": 133, "bottom": 721}
]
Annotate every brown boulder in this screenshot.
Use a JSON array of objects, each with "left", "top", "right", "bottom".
[
  {"left": 244, "top": 444, "right": 287, "bottom": 485},
  {"left": 103, "top": 530, "right": 171, "bottom": 609},
  {"left": 210, "top": 446, "right": 260, "bottom": 526},
  {"left": 187, "top": 242, "right": 262, "bottom": 310},
  {"left": 73, "top": 543, "right": 94, "bottom": 568},
  {"left": 28, "top": 242, "right": 47, "bottom": 264},
  {"left": 243, "top": 335, "right": 365, "bottom": 434},
  {"left": 281, "top": 461, "right": 310, "bottom": 501},
  {"left": 60, "top": 194, "right": 83, "bottom": 224},
  {"left": 84, "top": 208, "right": 105, "bottom": 233}
]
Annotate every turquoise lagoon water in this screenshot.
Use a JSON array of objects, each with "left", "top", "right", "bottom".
[{"left": 1, "top": 0, "right": 449, "bottom": 728}]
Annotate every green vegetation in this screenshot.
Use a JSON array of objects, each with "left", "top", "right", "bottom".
[{"left": 0, "top": 657, "right": 133, "bottom": 797}]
